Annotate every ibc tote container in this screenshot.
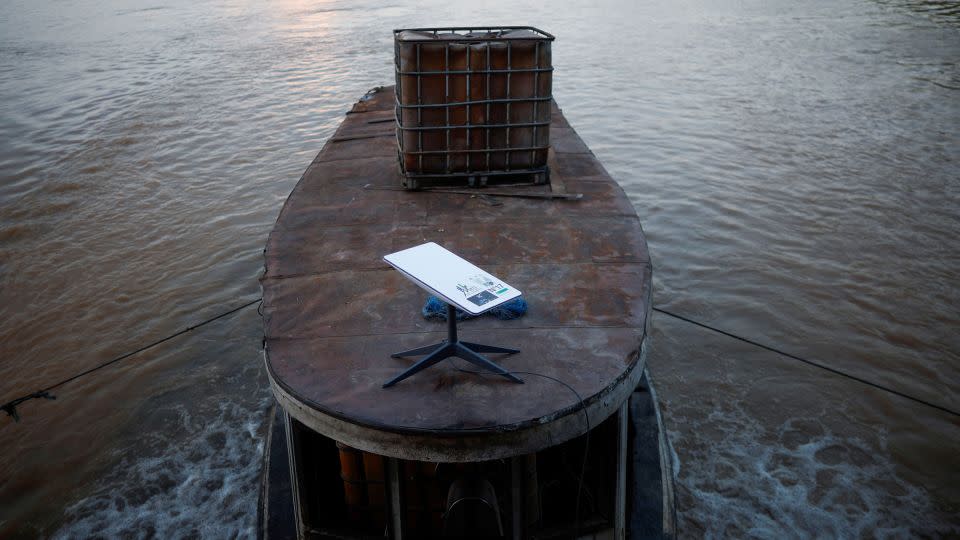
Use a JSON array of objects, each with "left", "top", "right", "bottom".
[{"left": 394, "top": 27, "right": 554, "bottom": 189}]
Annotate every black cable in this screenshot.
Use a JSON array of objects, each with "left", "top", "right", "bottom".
[
  {"left": 1, "top": 296, "right": 262, "bottom": 422},
  {"left": 653, "top": 306, "right": 960, "bottom": 418},
  {"left": 445, "top": 360, "right": 590, "bottom": 539},
  {"left": 512, "top": 371, "right": 590, "bottom": 540}
]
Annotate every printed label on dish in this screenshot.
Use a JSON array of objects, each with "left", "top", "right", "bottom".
[{"left": 458, "top": 273, "right": 511, "bottom": 307}]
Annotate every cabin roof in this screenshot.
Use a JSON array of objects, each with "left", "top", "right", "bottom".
[{"left": 261, "top": 86, "right": 652, "bottom": 460}]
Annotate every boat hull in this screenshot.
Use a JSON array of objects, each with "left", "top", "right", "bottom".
[{"left": 259, "top": 86, "right": 668, "bottom": 538}]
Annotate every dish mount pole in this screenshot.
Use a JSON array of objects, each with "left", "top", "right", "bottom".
[{"left": 383, "top": 303, "right": 523, "bottom": 387}]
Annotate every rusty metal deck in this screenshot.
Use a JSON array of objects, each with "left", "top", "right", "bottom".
[{"left": 261, "top": 86, "right": 652, "bottom": 461}]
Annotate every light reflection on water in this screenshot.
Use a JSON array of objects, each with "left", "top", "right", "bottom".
[{"left": 0, "top": 0, "right": 958, "bottom": 536}]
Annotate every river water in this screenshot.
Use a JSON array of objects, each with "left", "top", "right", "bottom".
[{"left": 1, "top": 0, "right": 957, "bottom": 537}]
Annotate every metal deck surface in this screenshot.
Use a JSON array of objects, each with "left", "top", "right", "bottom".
[{"left": 261, "top": 86, "right": 652, "bottom": 461}]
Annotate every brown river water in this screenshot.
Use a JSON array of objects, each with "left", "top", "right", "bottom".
[{"left": 1, "top": 0, "right": 958, "bottom": 537}]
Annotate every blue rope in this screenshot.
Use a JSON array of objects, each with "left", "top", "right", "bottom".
[
  {"left": 422, "top": 296, "right": 527, "bottom": 321},
  {"left": 489, "top": 297, "right": 528, "bottom": 320}
]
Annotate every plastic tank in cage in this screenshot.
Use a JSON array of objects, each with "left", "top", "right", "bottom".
[{"left": 394, "top": 27, "right": 554, "bottom": 189}]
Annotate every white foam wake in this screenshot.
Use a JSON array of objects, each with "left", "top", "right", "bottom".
[
  {"left": 54, "top": 396, "right": 272, "bottom": 539},
  {"left": 670, "top": 402, "right": 956, "bottom": 538}
]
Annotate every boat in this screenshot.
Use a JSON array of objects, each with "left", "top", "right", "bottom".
[{"left": 257, "top": 85, "right": 676, "bottom": 539}]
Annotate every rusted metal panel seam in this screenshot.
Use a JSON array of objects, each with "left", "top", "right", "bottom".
[
  {"left": 266, "top": 335, "right": 647, "bottom": 437},
  {"left": 260, "top": 261, "right": 653, "bottom": 283}
]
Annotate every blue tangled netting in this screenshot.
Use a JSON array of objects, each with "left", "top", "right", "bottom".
[{"left": 422, "top": 295, "right": 528, "bottom": 321}]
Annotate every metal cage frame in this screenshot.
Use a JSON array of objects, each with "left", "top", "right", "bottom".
[{"left": 394, "top": 27, "right": 555, "bottom": 188}]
